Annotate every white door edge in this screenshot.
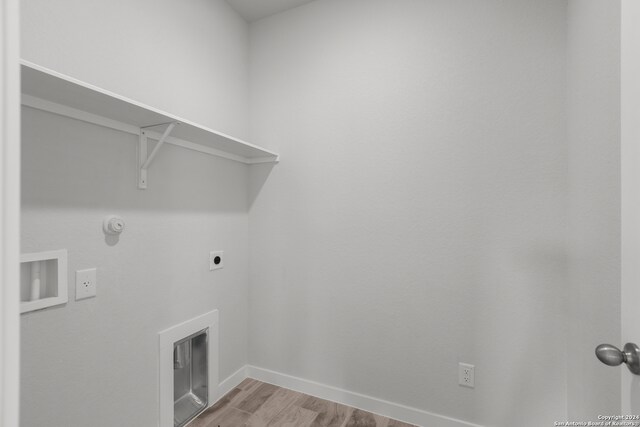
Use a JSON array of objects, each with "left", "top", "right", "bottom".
[
  {"left": 621, "top": 0, "right": 640, "bottom": 415},
  {"left": 0, "top": 0, "right": 21, "bottom": 425}
]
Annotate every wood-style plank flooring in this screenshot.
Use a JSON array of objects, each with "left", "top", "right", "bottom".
[{"left": 190, "top": 379, "right": 418, "bottom": 427}]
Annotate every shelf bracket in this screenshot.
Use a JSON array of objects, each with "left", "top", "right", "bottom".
[{"left": 138, "top": 121, "right": 179, "bottom": 189}]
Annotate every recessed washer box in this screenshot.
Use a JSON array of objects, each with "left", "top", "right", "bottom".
[{"left": 20, "top": 250, "right": 68, "bottom": 314}]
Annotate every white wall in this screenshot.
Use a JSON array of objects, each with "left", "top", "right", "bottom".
[
  {"left": 566, "top": 0, "right": 621, "bottom": 418},
  {"left": 19, "top": 1, "right": 624, "bottom": 425},
  {"left": 20, "top": 1, "right": 250, "bottom": 426},
  {"left": 21, "top": 0, "right": 249, "bottom": 139},
  {"left": 248, "top": 1, "right": 569, "bottom": 425}
]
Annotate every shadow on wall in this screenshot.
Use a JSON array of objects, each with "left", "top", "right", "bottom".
[
  {"left": 21, "top": 107, "right": 275, "bottom": 213},
  {"left": 472, "top": 242, "right": 568, "bottom": 425},
  {"left": 249, "top": 162, "right": 276, "bottom": 208}
]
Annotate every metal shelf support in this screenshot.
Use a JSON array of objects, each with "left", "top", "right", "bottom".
[{"left": 138, "top": 121, "right": 179, "bottom": 189}]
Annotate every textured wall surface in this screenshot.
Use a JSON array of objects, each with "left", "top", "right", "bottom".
[
  {"left": 21, "top": 0, "right": 249, "bottom": 139},
  {"left": 21, "top": 109, "right": 249, "bottom": 427},
  {"left": 566, "top": 0, "right": 621, "bottom": 418},
  {"left": 248, "top": 1, "right": 569, "bottom": 425},
  {"left": 20, "top": 1, "right": 250, "bottom": 426},
  {"left": 19, "top": 0, "right": 625, "bottom": 425}
]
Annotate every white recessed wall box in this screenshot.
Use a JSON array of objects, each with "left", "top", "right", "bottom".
[{"left": 20, "top": 249, "right": 68, "bottom": 314}]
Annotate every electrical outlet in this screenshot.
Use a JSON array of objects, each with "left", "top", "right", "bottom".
[
  {"left": 209, "top": 251, "right": 224, "bottom": 271},
  {"left": 75, "top": 268, "right": 97, "bottom": 300},
  {"left": 459, "top": 363, "right": 475, "bottom": 388}
]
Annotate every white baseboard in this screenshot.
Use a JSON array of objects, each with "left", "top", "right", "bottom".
[
  {"left": 245, "top": 365, "right": 483, "bottom": 427},
  {"left": 215, "top": 365, "right": 249, "bottom": 402}
]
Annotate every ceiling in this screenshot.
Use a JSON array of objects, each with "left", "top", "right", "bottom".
[{"left": 225, "top": 0, "right": 316, "bottom": 22}]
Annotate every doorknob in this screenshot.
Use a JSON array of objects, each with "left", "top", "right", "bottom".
[{"left": 595, "top": 343, "right": 640, "bottom": 375}]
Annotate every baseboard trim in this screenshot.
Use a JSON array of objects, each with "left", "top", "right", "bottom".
[
  {"left": 216, "top": 365, "right": 248, "bottom": 402},
  {"left": 245, "top": 365, "right": 483, "bottom": 427}
]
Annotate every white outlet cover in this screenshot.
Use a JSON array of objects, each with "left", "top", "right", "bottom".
[
  {"left": 458, "top": 363, "right": 475, "bottom": 388},
  {"left": 76, "top": 268, "right": 97, "bottom": 300},
  {"left": 209, "top": 251, "right": 224, "bottom": 271}
]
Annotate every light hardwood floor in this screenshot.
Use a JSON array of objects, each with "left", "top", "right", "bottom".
[{"left": 190, "top": 378, "right": 418, "bottom": 427}]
